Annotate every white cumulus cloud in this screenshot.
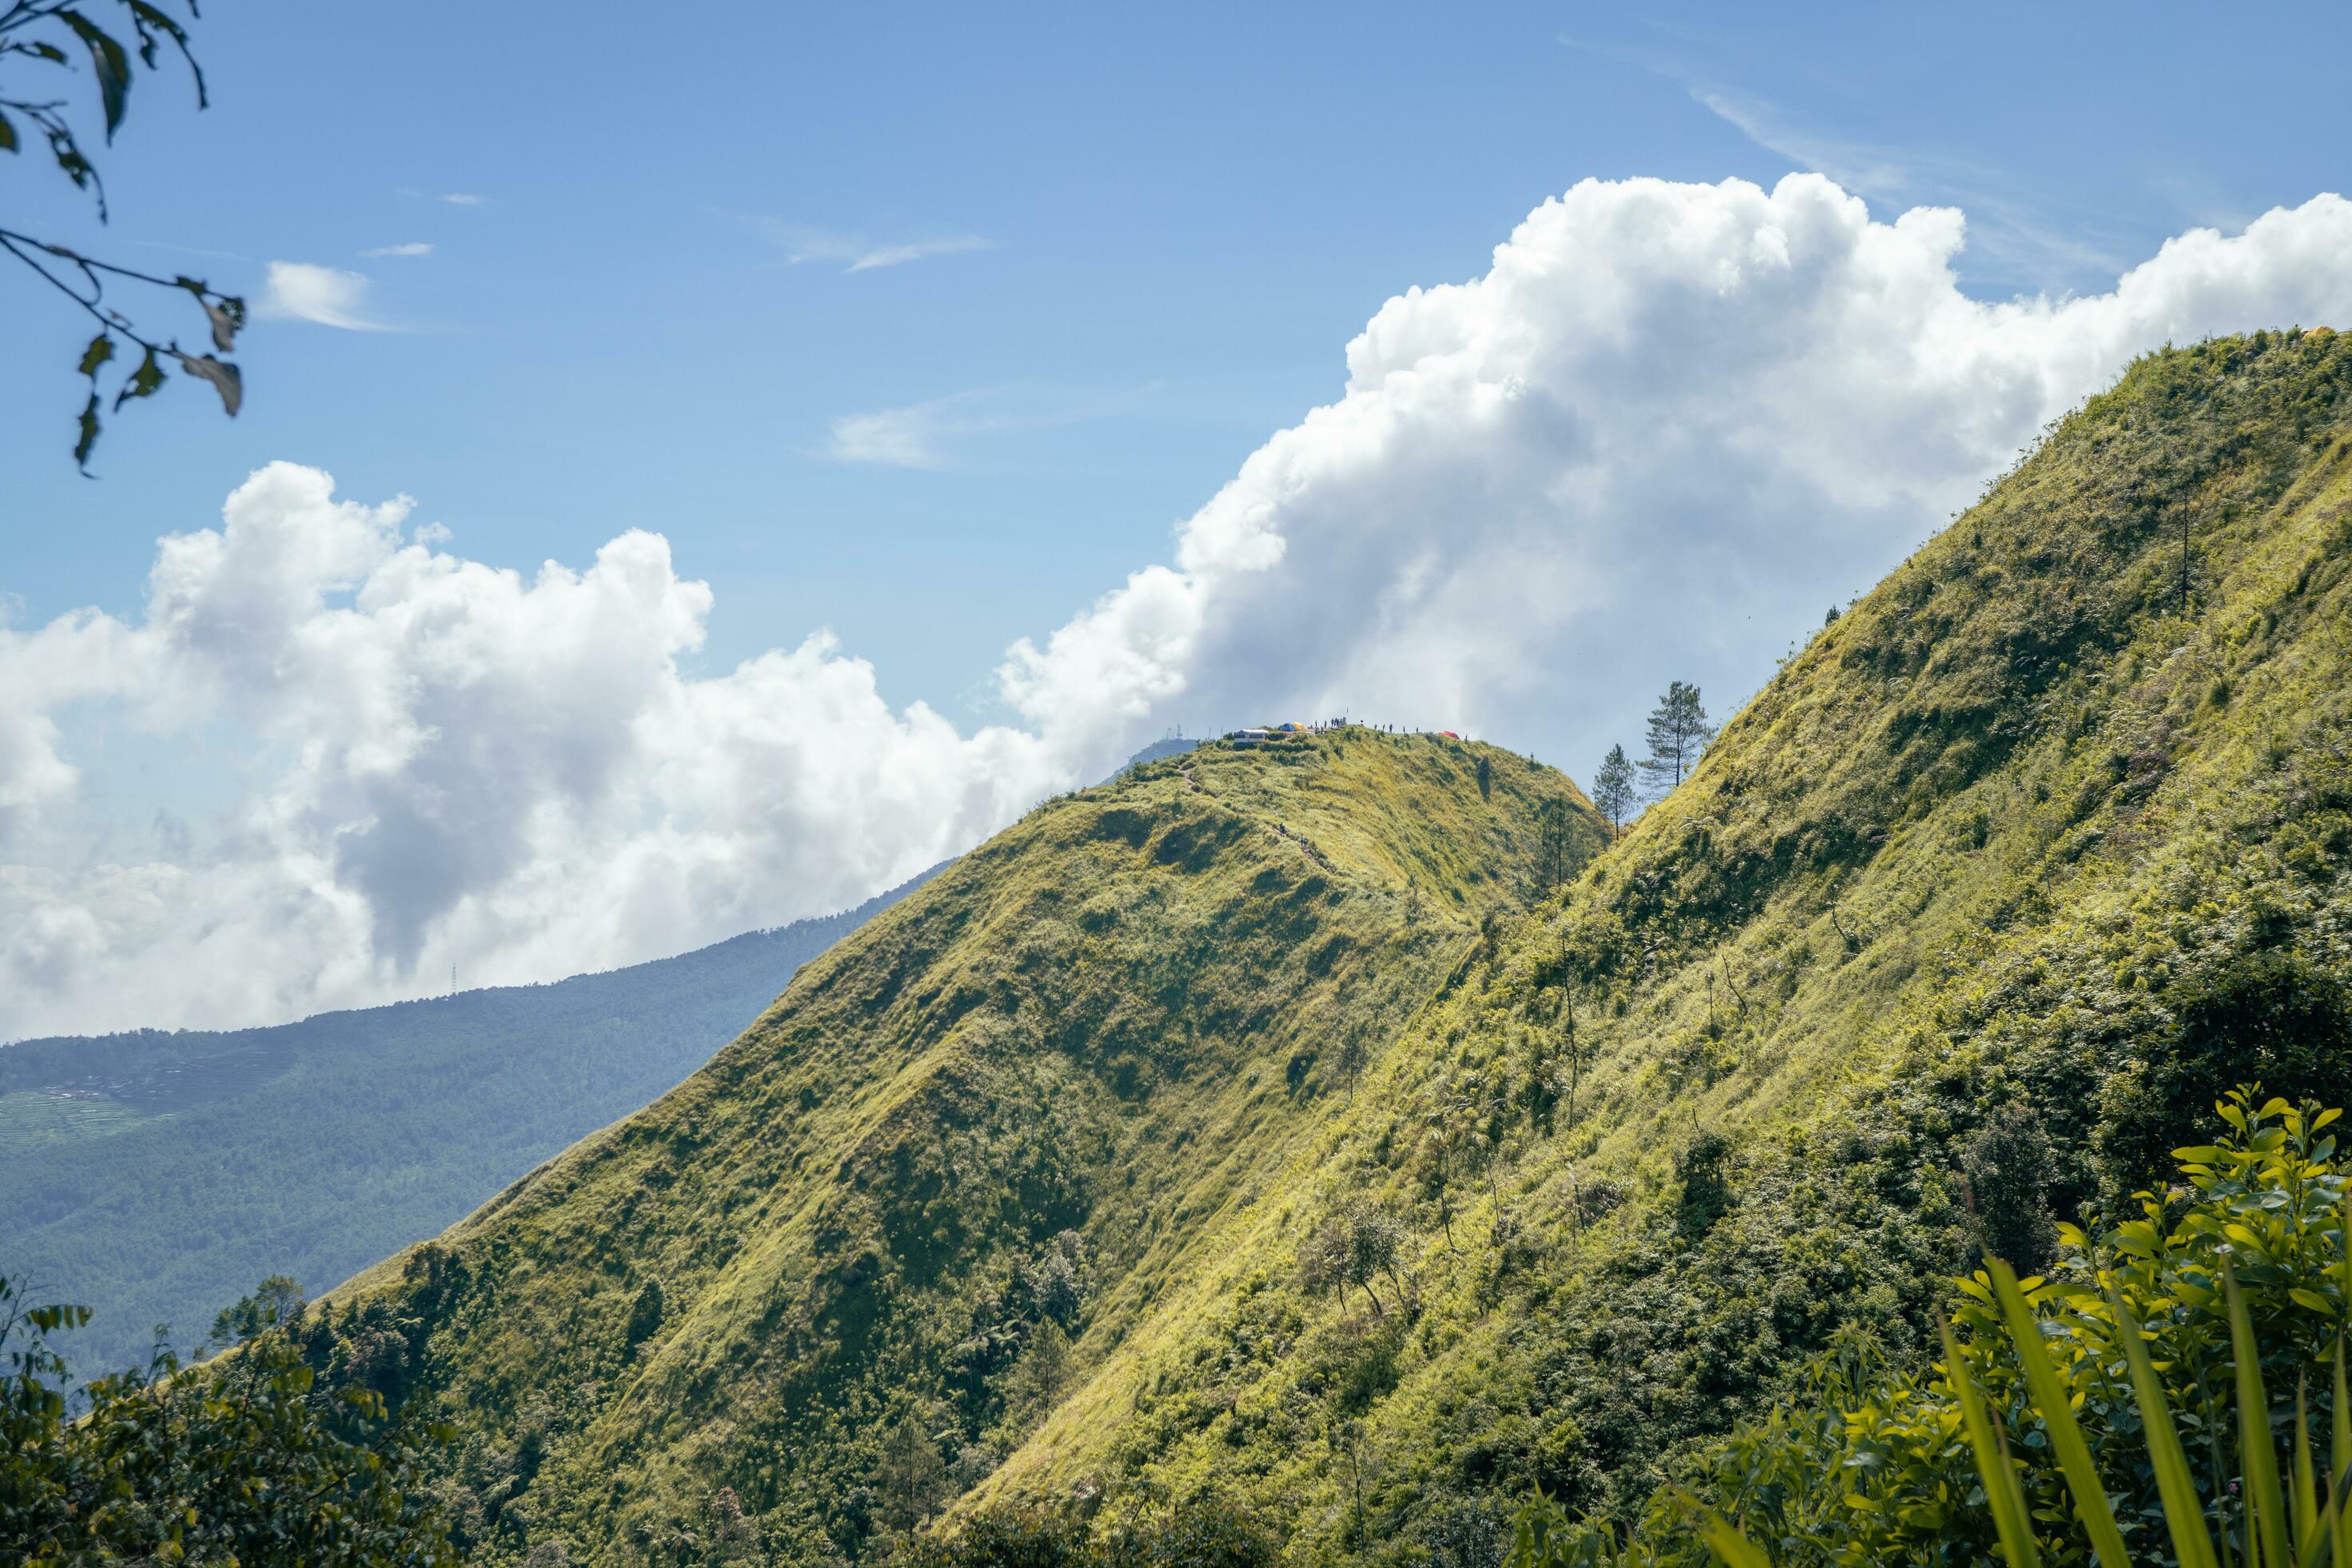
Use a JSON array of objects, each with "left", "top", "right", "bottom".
[
  {"left": 0, "top": 465, "right": 1073, "bottom": 1038},
  {"left": 6, "top": 174, "right": 2351, "bottom": 1039},
  {"left": 1001, "top": 177, "right": 2352, "bottom": 768}
]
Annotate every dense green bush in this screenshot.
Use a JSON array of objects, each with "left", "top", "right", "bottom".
[
  {"left": 0, "top": 1274, "right": 455, "bottom": 1565},
  {"left": 904, "top": 1498, "right": 1278, "bottom": 1568}
]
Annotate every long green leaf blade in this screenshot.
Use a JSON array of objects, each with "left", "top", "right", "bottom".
[
  {"left": 2227, "top": 1260, "right": 2294, "bottom": 1568},
  {"left": 1944, "top": 1312, "right": 2044, "bottom": 1568},
  {"left": 2332, "top": 1342, "right": 2350, "bottom": 1568},
  {"left": 2111, "top": 1287, "right": 2222, "bottom": 1568},
  {"left": 1992, "top": 1260, "right": 2133, "bottom": 1566},
  {"left": 2298, "top": 1377, "right": 2319, "bottom": 1550},
  {"left": 1702, "top": 1515, "right": 1773, "bottom": 1568}
]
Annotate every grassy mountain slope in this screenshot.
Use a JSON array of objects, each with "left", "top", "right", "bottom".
[
  {"left": 0, "top": 869, "right": 938, "bottom": 1382},
  {"left": 963, "top": 328, "right": 2352, "bottom": 1556},
  {"left": 322, "top": 330, "right": 2352, "bottom": 1566},
  {"left": 328, "top": 738, "right": 1598, "bottom": 1560}
]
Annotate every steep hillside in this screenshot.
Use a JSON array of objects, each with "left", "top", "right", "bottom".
[
  {"left": 0, "top": 868, "right": 938, "bottom": 1382},
  {"left": 309, "top": 330, "right": 2352, "bottom": 1566},
  {"left": 325, "top": 737, "right": 1598, "bottom": 1561},
  {"left": 961, "top": 328, "right": 2352, "bottom": 1555}
]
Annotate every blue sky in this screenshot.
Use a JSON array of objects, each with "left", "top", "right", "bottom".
[
  {"left": 9, "top": 1, "right": 2346, "bottom": 718},
  {"left": 7, "top": 1, "right": 2352, "bottom": 1035}
]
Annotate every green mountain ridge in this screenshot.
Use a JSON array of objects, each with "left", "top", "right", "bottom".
[
  {"left": 326, "top": 732, "right": 1598, "bottom": 1560},
  {"left": 318, "top": 330, "right": 2351, "bottom": 1566}
]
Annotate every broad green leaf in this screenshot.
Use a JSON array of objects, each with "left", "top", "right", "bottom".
[
  {"left": 174, "top": 352, "right": 241, "bottom": 416},
  {"left": 1702, "top": 1516, "right": 1773, "bottom": 1568},
  {"left": 74, "top": 390, "right": 101, "bottom": 471},
  {"left": 201, "top": 297, "right": 239, "bottom": 350},
  {"left": 114, "top": 347, "right": 166, "bottom": 410},
  {"left": 172, "top": 275, "right": 241, "bottom": 350},
  {"left": 78, "top": 331, "right": 114, "bottom": 379}
]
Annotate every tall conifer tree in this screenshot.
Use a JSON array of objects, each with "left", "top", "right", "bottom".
[
  {"left": 1591, "top": 745, "right": 1635, "bottom": 834},
  {"left": 1638, "top": 682, "right": 1714, "bottom": 797}
]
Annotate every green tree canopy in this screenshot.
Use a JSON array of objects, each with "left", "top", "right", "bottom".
[{"left": 0, "top": 1272, "right": 455, "bottom": 1564}]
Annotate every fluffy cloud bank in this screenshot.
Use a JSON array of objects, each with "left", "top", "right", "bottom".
[
  {"left": 6, "top": 174, "right": 2350, "bottom": 1038},
  {"left": 1, "top": 469, "right": 1068, "bottom": 1037},
  {"left": 1002, "top": 177, "right": 2352, "bottom": 754}
]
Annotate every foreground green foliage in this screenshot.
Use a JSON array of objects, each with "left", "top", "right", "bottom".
[
  {"left": 0, "top": 1274, "right": 454, "bottom": 1565},
  {"left": 0, "top": 0, "right": 249, "bottom": 469},
  {"left": 1515, "top": 1090, "right": 2352, "bottom": 1564},
  {"left": 0, "top": 872, "right": 930, "bottom": 1382}
]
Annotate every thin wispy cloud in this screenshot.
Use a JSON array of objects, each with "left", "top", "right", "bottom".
[
  {"left": 828, "top": 390, "right": 1008, "bottom": 468},
  {"left": 134, "top": 239, "right": 249, "bottom": 262},
  {"left": 1686, "top": 87, "right": 2129, "bottom": 283},
  {"left": 398, "top": 187, "right": 490, "bottom": 206},
  {"left": 362, "top": 242, "right": 434, "bottom": 258},
  {"left": 715, "top": 212, "right": 998, "bottom": 274},
  {"left": 826, "top": 384, "right": 1154, "bottom": 469},
  {"left": 1558, "top": 32, "right": 2134, "bottom": 290},
  {"left": 254, "top": 261, "right": 396, "bottom": 331},
  {"left": 839, "top": 236, "right": 996, "bottom": 272},
  {"left": 1690, "top": 90, "right": 1910, "bottom": 202},
  {"left": 830, "top": 402, "right": 952, "bottom": 467}
]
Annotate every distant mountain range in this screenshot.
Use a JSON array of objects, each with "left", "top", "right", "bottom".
[
  {"left": 1115, "top": 732, "right": 1202, "bottom": 773},
  {"left": 0, "top": 865, "right": 943, "bottom": 1381}
]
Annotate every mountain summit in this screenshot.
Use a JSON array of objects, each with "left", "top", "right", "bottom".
[{"left": 325, "top": 732, "right": 1596, "bottom": 1559}]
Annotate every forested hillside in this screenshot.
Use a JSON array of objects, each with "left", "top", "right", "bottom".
[
  {"left": 302, "top": 330, "right": 2352, "bottom": 1566},
  {"left": 0, "top": 868, "right": 938, "bottom": 1382}
]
